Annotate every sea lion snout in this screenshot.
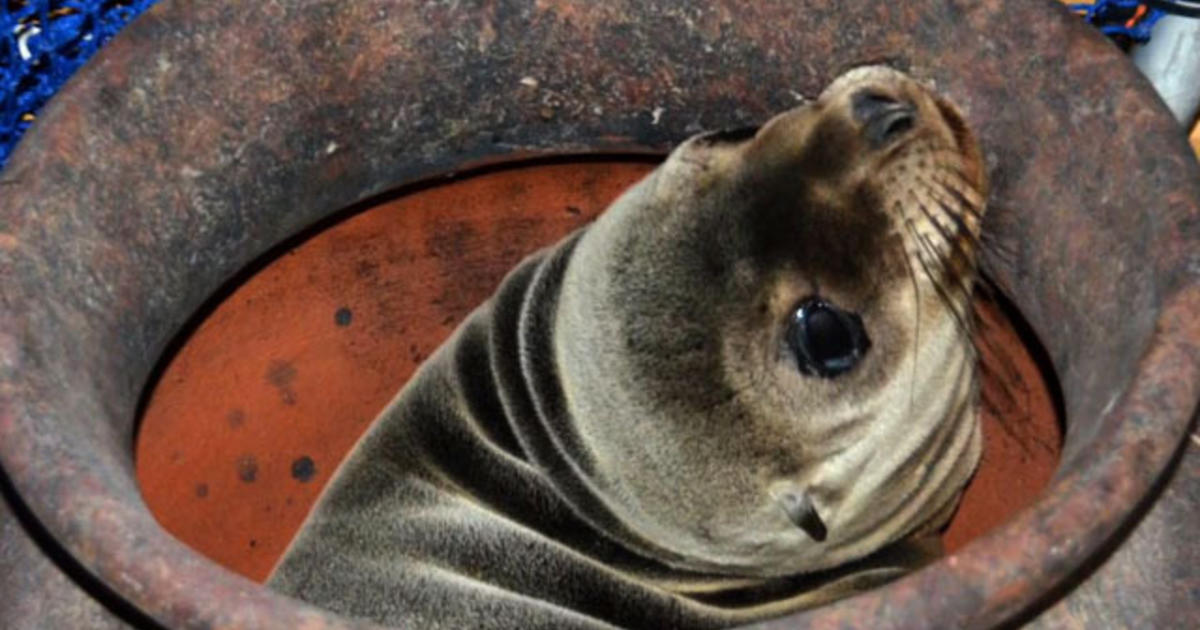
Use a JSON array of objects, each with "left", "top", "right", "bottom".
[{"left": 819, "top": 65, "right": 987, "bottom": 192}]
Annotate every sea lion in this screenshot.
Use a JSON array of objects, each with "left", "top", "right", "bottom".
[{"left": 267, "top": 65, "right": 988, "bottom": 629}]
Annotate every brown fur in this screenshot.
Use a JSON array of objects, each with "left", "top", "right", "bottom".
[{"left": 268, "top": 66, "right": 988, "bottom": 628}]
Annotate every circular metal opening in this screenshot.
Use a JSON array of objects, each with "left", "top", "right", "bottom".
[{"left": 2, "top": 2, "right": 1197, "bottom": 628}]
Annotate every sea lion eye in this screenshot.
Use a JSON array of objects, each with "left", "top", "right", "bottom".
[{"left": 787, "top": 298, "right": 871, "bottom": 378}]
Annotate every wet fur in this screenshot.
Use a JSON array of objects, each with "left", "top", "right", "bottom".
[{"left": 268, "top": 66, "right": 988, "bottom": 628}]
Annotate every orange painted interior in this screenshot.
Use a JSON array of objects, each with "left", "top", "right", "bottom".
[{"left": 136, "top": 159, "right": 1062, "bottom": 583}]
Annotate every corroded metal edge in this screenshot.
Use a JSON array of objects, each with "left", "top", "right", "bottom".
[{"left": 1, "top": 1, "right": 1198, "bottom": 628}]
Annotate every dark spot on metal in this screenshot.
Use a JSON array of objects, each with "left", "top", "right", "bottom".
[
  {"left": 249, "top": 539, "right": 258, "bottom": 549},
  {"left": 266, "top": 360, "right": 296, "bottom": 387},
  {"left": 291, "top": 456, "right": 316, "bottom": 483},
  {"left": 427, "top": 220, "right": 475, "bottom": 261},
  {"left": 96, "top": 85, "right": 123, "bottom": 113},
  {"left": 354, "top": 259, "right": 380, "bottom": 279},
  {"left": 565, "top": 205, "right": 582, "bottom": 215},
  {"left": 194, "top": 483, "right": 208, "bottom": 498},
  {"left": 226, "top": 408, "right": 245, "bottom": 429},
  {"left": 266, "top": 360, "right": 298, "bottom": 406},
  {"left": 236, "top": 455, "right": 258, "bottom": 483},
  {"left": 334, "top": 307, "right": 352, "bottom": 327}
]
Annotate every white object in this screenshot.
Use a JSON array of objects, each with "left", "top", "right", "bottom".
[{"left": 1131, "top": 14, "right": 1200, "bottom": 126}]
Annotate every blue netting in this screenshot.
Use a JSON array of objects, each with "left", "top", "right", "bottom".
[
  {"left": 1, "top": 0, "right": 158, "bottom": 168},
  {"left": 1067, "top": 1, "right": 1170, "bottom": 42}
]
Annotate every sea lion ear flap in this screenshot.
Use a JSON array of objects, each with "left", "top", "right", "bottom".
[{"left": 778, "top": 490, "right": 828, "bottom": 542}]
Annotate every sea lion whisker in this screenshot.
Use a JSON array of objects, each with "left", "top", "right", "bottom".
[
  {"left": 916, "top": 178, "right": 1015, "bottom": 294},
  {"left": 907, "top": 191, "right": 978, "bottom": 273},
  {"left": 918, "top": 180, "right": 980, "bottom": 237},
  {"left": 975, "top": 337, "right": 1024, "bottom": 416},
  {"left": 979, "top": 230, "right": 1019, "bottom": 271},
  {"left": 933, "top": 199, "right": 985, "bottom": 261},
  {"left": 911, "top": 225, "right": 975, "bottom": 307},
  {"left": 908, "top": 192, "right": 1017, "bottom": 398},
  {"left": 917, "top": 204, "right": 983, "bottom": 299},
  {"left": 915, "top": 172, "right": 983, "bottom": 216},
  {"left": 901, "top": 191, "right": 973, "bottom": 267},
  {"left": 928, "top": 171, "right": 985, "bottom": 210},
  {"left": 911, "top": 156, "right": 978, "bottom": 185},
  {"left": 904, "top": 221, "right": 977, "bottom": 345},
  {"left": 968, "top": 292, "right": 1033, "bottom": 418},
  {"left": 914, "top": 174, "right": 984, "bottom": 224},
  {"left": 915, "top": 177, "right": 1015, "bottom": 302},
  {"left": 895, "top": 202, "right": 923, "bottom": 424}
]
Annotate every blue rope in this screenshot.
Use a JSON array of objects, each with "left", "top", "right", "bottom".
[
  {"left": 1, "top": 1, "right": 159, "bottom": 169},
  {"left": 1068, "top": 1, "right": 1169, "bottom": 42}
]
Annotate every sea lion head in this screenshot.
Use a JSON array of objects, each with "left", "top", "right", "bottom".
[{"left": 555, "top": 66, "right": 987, "bottom": 576}]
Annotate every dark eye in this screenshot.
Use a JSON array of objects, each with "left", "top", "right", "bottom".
[{"left": 787, "top": 298, "right": 871, "bottom": 378}]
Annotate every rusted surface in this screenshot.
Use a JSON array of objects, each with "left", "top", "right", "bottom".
[
  {"left": 1027, "top": 425, "right": 1200, "bottom": 629},
  {"left": 0, "top": 488, "right": 133, "bottom": 630},
  {"left": 133, "top": 161, "right": 1059, "bottom": 582},
  {"left": 1, "top": 1, "right": 1198, "bottom": 629}
]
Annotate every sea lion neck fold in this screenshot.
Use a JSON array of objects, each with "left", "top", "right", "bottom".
[{"left": 485, "top": 229, "right": 691, "bottom": 564}]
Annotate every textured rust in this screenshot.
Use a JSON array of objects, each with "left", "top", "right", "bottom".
[{"left": 1, "top": 1, "right": 1198, "bottom": 629}]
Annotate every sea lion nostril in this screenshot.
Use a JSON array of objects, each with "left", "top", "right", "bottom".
[
  {"left": 853, "top": 91, "right": 916, "bottom": 147},
  {"left": 851, "top": 91, "right": 902, "bottom": 122}
]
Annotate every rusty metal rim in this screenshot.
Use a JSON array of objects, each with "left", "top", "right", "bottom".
[{"left": 1, "top": 1, "right": 1198, "bottom": 628}]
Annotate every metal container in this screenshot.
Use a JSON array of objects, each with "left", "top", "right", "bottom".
[{"left": 2, "top": 1, "right": 1198, "bottom": 628}]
